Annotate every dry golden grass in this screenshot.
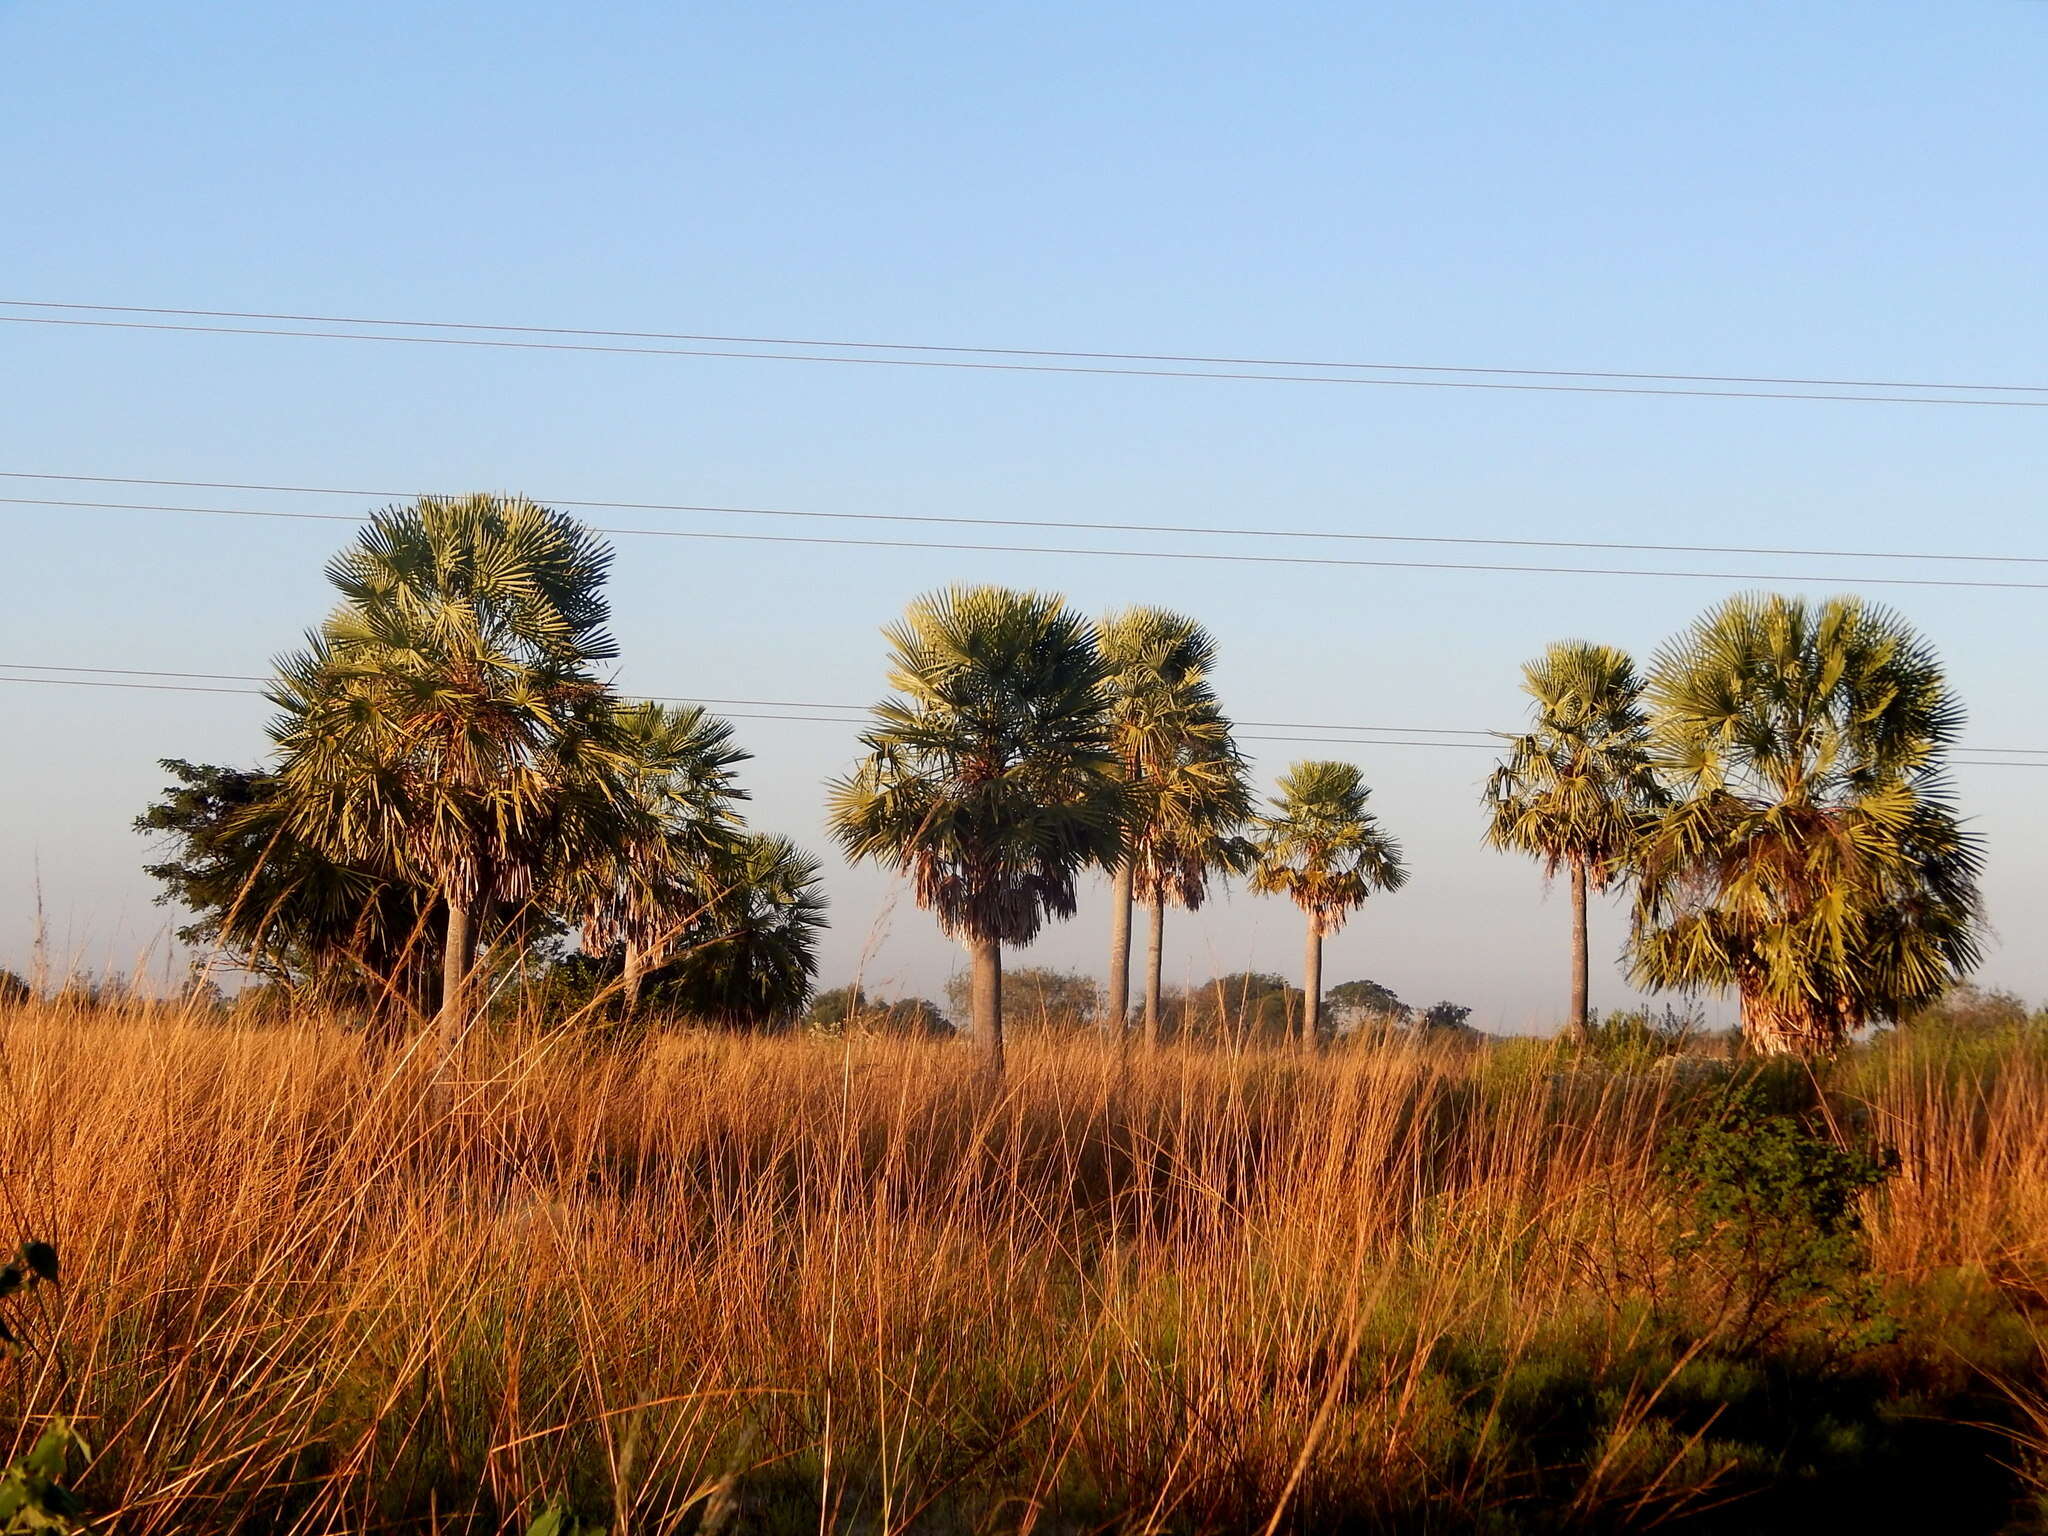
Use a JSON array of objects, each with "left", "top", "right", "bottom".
[{"left": 3, "top": 999, "right": 2047, "bottom": 1534}]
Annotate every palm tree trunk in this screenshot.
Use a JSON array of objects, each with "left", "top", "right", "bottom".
[
  {"left": 1106, "top": 860, "right": 1134, "bottom": 1037},
  {"left": 1569, "top": 856, "right": 1590, "bottom": 1042},
  {"left": 1302, "top": 921, "right": 1323, "bottom": 1048},
  {"left": 1741, "top": 988, "right": 1839, "bottom": 1058},
  {"left": 1143, "top": 893, "right": 1166, "bottom": 1049},
  {"left": 440, "top": 898, "right": 476, "bottom": 1041},
  {"left": 623, "top": 939, "right": 646, "bottom": 1017},
  {"left": 970, "top": 935, "right": 1005, "bottom": 1078}
]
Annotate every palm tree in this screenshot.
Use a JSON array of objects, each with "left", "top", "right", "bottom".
[
  {"left": 1483, "top": 642, "right": 1663, "bottom": 1039},
  {"left": 1131, "top": 736, "right": 1255, "bottom": 1046},
  {"left": 1251, "top": 761, "right": 1407, "bottom": 1045},
  {"left": 268, "top": 495, "right": 633, "bottom": 1035},
  {"left": 827, "top": 587, "right": 1127, "bottom": 1076},
  {"left": 1097, "top": 608, "right": 1251, "bottom": 1043},
  {"left": 562, "top": 700, "right": 752, "bottom": 1015},
  {"left": 1630, "top": 593, "right": 1983, "bottom": 1057},
  {"left": 664, "top": 833, "right": 829, "bottom": 1026}
]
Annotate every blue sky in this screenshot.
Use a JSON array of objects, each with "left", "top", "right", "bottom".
[{"left": 3, "top": 0, "right": 2044, "bottom": 1027}]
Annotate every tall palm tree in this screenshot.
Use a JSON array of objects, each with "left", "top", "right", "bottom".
[
  {"left": 827, "top": 586, "right": 1127, "bottom": 1076},
  {"left": 1251, "top": 761, "right": 1407, "bottom": 1045},
  {"left": 1131, "top": 735, "right": 1255, "bottom": 1046},
  {"left": 1097, "top": 608, "right": 1250, "bottom": 1043},
  {"left": 268, "top": 495, "right": 633, "bottom": 1035},
  {"left": 562, "top": 700, "right": 752, "bottom": 1015},
  {"left": 1483, "top": 642, "right": 1663, "bottom": 1039},
  {"left": 1630, "top": 593, "right": 1983, "bottom": 1057}
]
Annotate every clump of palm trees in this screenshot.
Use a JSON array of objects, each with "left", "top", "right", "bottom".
[
  {"left": 143, "top": 495, "right": 827, "bottom": 1035},
  {"left": 832, "top": 587, "right": 1406, "bottom": 1072},
  {"left": 138, "top": 497, "right": 1986, "bottom": 1071},
  {"left": 1484, "top": 595, "right": 1983, "bottom": 1058}
]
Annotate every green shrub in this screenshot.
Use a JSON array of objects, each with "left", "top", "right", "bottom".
[
  {"left": 1658, "top": 1075, "right": 1896, "bottom": 1354},
  {"left": 0, "top": 1420, "right": 89, "bottom": 1535}
]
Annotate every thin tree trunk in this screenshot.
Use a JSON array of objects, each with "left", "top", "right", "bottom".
[
  {"left": 1143, "top": 893, "right": 1166, "bottom": 1049},
  {"left": 1568, "top": 856, "right": 1590, "bottom": 1042},
  {"left": 622, "top": 939, "right": 646, "bottom": 1018},
  {"left": 970, "top": 935, "right": 1005, "bottom": 1078},
  {"left": 1302, "top": 921, "right": 1323, "bottom": 1048},
  {"left": 440, "top": 898, "right": 475, "bottom": 1043},
  {"left": 1106, "top": 860, "right": 1134, "bottom": 1038}
]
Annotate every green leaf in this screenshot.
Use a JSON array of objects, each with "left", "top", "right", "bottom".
[
  {"left": 526, "top": 1506, "right": 565, "bottom": 1536},
  {"left": 24, "top": 1424, "right": 74, "bottom": 1483}
]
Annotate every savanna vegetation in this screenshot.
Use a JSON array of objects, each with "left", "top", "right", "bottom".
[
  {"left": 3, "top": 994, "right": 2048, "bottom": 1534},
  {"left": 0, "top": 495, "right": 2027, "bottom": 1532}
]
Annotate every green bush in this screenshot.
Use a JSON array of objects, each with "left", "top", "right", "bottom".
[{"left": 1658, "top": 1075, "right": 1896, "bottom": 1354}]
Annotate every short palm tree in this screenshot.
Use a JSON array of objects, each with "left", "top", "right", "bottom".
[
  {"left": 268, "top": 495, "right": 633, "bottom": 1035},
  {"left": 1251, "top": 761, "right": 1407, "bottom": 1045},
  {"left": 1630, "top": 593, "right": 1983, "bottom": 1056},
  {"left": 1097, "top": 608, "right": 1251, "bottom": 1043},
  {"left": 827, "top": 587, "right": 1127, "bottom": 1076},
  {"left": 562, "top": 700, "right": 752, "bottom": 1015},
  {"left": 668, "top": 833, "right": 829, "bottom": 1026},
  {"left": 1483, "top": 641, "right": 1663, "bottom": 1039}
]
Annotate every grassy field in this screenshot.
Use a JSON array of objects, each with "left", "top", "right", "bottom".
[{"left": 4, "top": 1002, "right": 2048, "bottom": 1534}]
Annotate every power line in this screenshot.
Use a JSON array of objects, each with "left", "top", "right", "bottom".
[
  {"left": 0, "top": 666, "right": 1495, "bottom": 750},
  {"left": 4, "top": 664, "right": 2044, "bottom": 764},
  {"left": 8, "top": 492, "right": 2048, "bottom": 592},
  {"left": 6, "top": 469, "right": 2043, "bottom": 569},
  {"left": 0, "top": 672, "right": 1499, "bottom": 754},
  {"left": 9, "top": 297, "right": 2048, "bottom": 399},
  {"left": 0, "top": 662, "right": 1498, "bottom": 740},
  {"left": 6, "top": 309, "right": 2048, "bottom": 410}
]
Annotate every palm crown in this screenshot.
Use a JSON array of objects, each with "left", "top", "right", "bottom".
[
  {"left": 1098, "top": 608, "right": 1252, "bottom": 909},
  {"left": 1485, "top": 641, "right": 1662, "bottom": 884},
  {"left": 563, "top": 700, "right": 752, "bottom": 969},
  {"left": 266, "top": 496, "right": 637, "bottom": 1020},
  {"left": 1630, "top": 593, "right": 1983, "bottom": 1054},
  {"left": 828, "top": 586, "right": 1127, "bottom": 947},
  {"left": 1252, "top": 761, "right": 1407, "bottom": 936}
]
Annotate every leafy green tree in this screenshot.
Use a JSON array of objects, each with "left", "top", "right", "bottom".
[
  {"left": 1485, "top": 642, "right": 1663, "bottom": 1039},
  {"left": 136, "top": 759, "right": 439, "bottom": 1017},
  {"left": 1097, "top": 609, "right": 1252, "bottom": 1044},
  {"left": 1631, "top": 594, "right": 1983, "bottom": 1057},
  {"left": 1178, "top": 971, "right": 1302, "bottom": 1044},
  {"left": 945, "top": 965, "right": 1100, "bottom": 1032},
  {"left": 1251, "top": 762, "right": 1408, "bottom": 1045},
  {"left": 1418, "top": 1000, "right": 1474, "bottom": 1032},
  {"left": 805, "top": 985, "right": 952, "bottom": 1037},
  {"left": 268, "top": 495, "right": 637, "bottom": 1036},
  {"left": 1326, "top": 978, "right": 1408, "bottom": 1023},
  {"left": 827, "top": 587, "right": 1126, "bottom": 1076},
  {"left": 1902, "top": 983, "right": 2036, "bottom": 1036}
]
